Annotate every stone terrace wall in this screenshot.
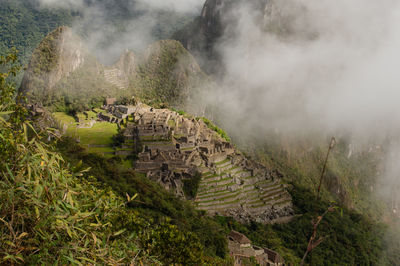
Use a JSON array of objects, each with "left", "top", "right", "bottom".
[{"left": 118, "top": 104, "right": 294, "bottom": 223}]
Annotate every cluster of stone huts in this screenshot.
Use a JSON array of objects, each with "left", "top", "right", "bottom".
[
  {"left": 228, "top": 230, "right": 285, "bottom": 266},
  {"left": 99, "top": 98, "right": 136, "bottom": 124}
]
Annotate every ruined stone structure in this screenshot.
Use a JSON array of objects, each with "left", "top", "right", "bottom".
[
  {"left": 109, "top": 103, "right": 294, "bottom": 223},
  {"left": 103, "top": 68, "right": 129, "bottom": 89},
  {"left": 228, "top": 230, "right": 285, "bottom": 266}
]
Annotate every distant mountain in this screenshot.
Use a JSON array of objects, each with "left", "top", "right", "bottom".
[
  {"left": 0, "top": 0, "right": 194, "bottom": 84},
  {"left": 19, "top": 26, "right": 209, "bottom": 111}
]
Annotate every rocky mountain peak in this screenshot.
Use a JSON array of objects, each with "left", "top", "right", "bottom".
[{"left": 20, "top": 26, "right": 87, "bottom": 101}]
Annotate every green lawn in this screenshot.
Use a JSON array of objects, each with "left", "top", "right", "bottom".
[
  {"left": 53, "top": 112, "right": 118, "bottom": 156},
  {"left": 69, "top": 122, "right": 118, "bottom": 145},
  {"left": 53, "top": 112, "right": 77, "bottom": 124}
]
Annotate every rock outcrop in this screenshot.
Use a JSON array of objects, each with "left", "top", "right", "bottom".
[
  {"left": 20, "top": 26, "right": 86, "bottom": 102},
  {"left": 175, "top": 0, "right": 278, "bottom": 73},
  {"left": 109, "top": 103, "right": 294, "bottom": 223}
]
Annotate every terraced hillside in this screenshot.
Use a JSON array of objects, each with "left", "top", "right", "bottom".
[
  {"left": 104, "top": 68, "right": 129, "bottom": 89},
  {"left": 112, "top": 103, "right": 294, "bottom": 223}
]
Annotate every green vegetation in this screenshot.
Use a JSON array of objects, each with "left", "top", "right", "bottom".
[
  {"left": 53, "top": 112, "right": 118, "bottom": 157},
  {"left": 200, "top": 117, "right": 231, "bottom": 142},
  {"left": 183, "top": 172, "right": 203, "bottom": 199},
  {"left": 215, "top": 183, "right": 394, "bottom": 265},
  {"left": 0, "top": 52, "right": 154, "bottom": 264},
  {"left": 57, "top": 138, "right": 231, "bottom": 261},
  {"left": 249, "top": 135, "right": 386, "bottom": 220},
  {"left": 134, "top": 40, "right": 208, "bottom": 109},
  {"left": 0, "top": 1, "right": 74, "bottom": 75},
  {"left": 0, "top": 51, "right": 232, "bottom": 265}
]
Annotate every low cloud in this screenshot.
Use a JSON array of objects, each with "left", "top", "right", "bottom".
[
  {"left": 136, "top": 0, "right": 203, "bottom": 13},
  {"left": 200, "top": 0, "right": 400, "bottom": 141},
  {"left": 34, "top": 0, "right": 203, "bottom": 63}
]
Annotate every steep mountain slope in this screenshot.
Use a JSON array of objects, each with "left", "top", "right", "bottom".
[
  {"left": 133, "top": 39, "right": 208, "bottom": 107},
  {"left": 20, "top": 27, "right": 209, "bottom": 111},
  {"left": 20, "top": 26, "right": 87, "bottom": 104}
]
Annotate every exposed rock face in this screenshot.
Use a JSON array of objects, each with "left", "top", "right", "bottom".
[
  {"left": 176, "top": 0, "right": 274, "bottom": 73},
  {"left": 20, "top": 26, "right": 86, "bottom": 101},
  {"left": 114, "top": 103, "right": 293, "bottom": 223}
]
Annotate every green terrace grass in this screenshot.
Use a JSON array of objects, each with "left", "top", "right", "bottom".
[
  {"left": 196, "top": 192, "right": 240, "bottom": 204},
  {"left": 261, "top": 190, "right": 284, "bottom": 200},
  {"left": 274, "top": 199, "right": 292, "bottom": 206},
  {"left": 181, "top": 147, "right": 195, "bottom": 151},
  {"left": 202, "top": 174, "right": 219, "bottom": 180},
  {"left": 85, "top": 111, "right": 98, "bottom": 119},
  {"left": 92, "top": 108, "right": 103, "bottom": 113},
  {"left": 259, "top": 186, "right": 284, "bottom": 195},
  {"left": 199, "top": 198, "right": 241, "bottom": 208},
  {"left": 202, "top": 177, "right": 232, "bottom": 185},
  {"left": 197, "top": 190, "right": 234, "bottom": 198},
  {"left": 197, "top": 190, "right": 239, "bottom": 200},
  {"left": 198, "top": 182, "right": 236, "bottom": 193},
  {"left": 88, "top": 146, "right": 115, "bottom": 154},
  {"left": 53, "top": 112, "right": 76, "bottom": 124},
  {"left": 168, "top": 119, "right": 175, "bottom": 128},
  {"left": 68, "top": 122, "right": 118, "bottom": 145},
  {"left": 77, "top": 113, "right": 86, "bottom": 121},
  {"left": 215, "top": 158, "right": 230, "bottom": 165},
  {"left": 54, "top": 112, "right": 118, "bottom": 156}
]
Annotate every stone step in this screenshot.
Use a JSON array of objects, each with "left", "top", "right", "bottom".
[
  {"left": 258, "top": 184, "right": 284, "bottom": 196},
  {"left": 196, "top": 192, "right": 240, "bottom": 205},
  {"left": 196, "top": 198, "right": 240, "bottom": 209},
  {"left": 217, "top": 163, "right": 234, "bottom": 173},
  {"left": 247, "top": 193, "right": 290, "bottom": 208},
  {"left": 197, "top": 182, "right": 236, "bottom": 194},
  {"left": 214, "top": 158, "right": 230, "bottom": 165},
  {"left": 228, "top": 167, "right": 242, "bottom": 175},
  {"left": 273, "top": 198, "right": 292, "bottom": 207},
  {"left": 247, "top": 196, "right": 291, "bottom": 211},
  {"left": 200, "top": 174, "right": 222, "bottom": 183},
  {"left": 260, "top": 190, "right": 286, "bottom": 202},
  {"left": 196, "top": 190, "right": 234, "bottom": 200},
  {"left": 215, "top": 160, "right": 232, "bottom": 169},
  {"left": 200, "top": 177, "right": 233, "bottom": 187}
]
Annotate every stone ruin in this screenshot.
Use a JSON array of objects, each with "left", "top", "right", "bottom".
[
  {"left": 102, "top": 101, "right": 294, "bottom": 223},
  {"left": 228, "top": 230, "right": 285, "bottom": 266}
]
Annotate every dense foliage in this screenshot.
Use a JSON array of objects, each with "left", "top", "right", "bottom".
[
  {"left": 0, "top": 53, "right": 225, "bottom": 265},
  {"left": 0, "top": 0, "right": 74, "bottom": 83},
  {"left": 215, "top": 184, "right": 393, "bottom": 265},
  {"left": 56, "top": 138, "right": 231, "bottom": 261},
  {"left": 134, "top": 40, "right": 208, "bottom": 109},
  {"left": 0, "top": 53, "right": 152, "bottom": 264}
]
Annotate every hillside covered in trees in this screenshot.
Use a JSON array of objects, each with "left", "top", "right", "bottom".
[{"left": 2, "top": 0, "right": 400, "bottom": 265}]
